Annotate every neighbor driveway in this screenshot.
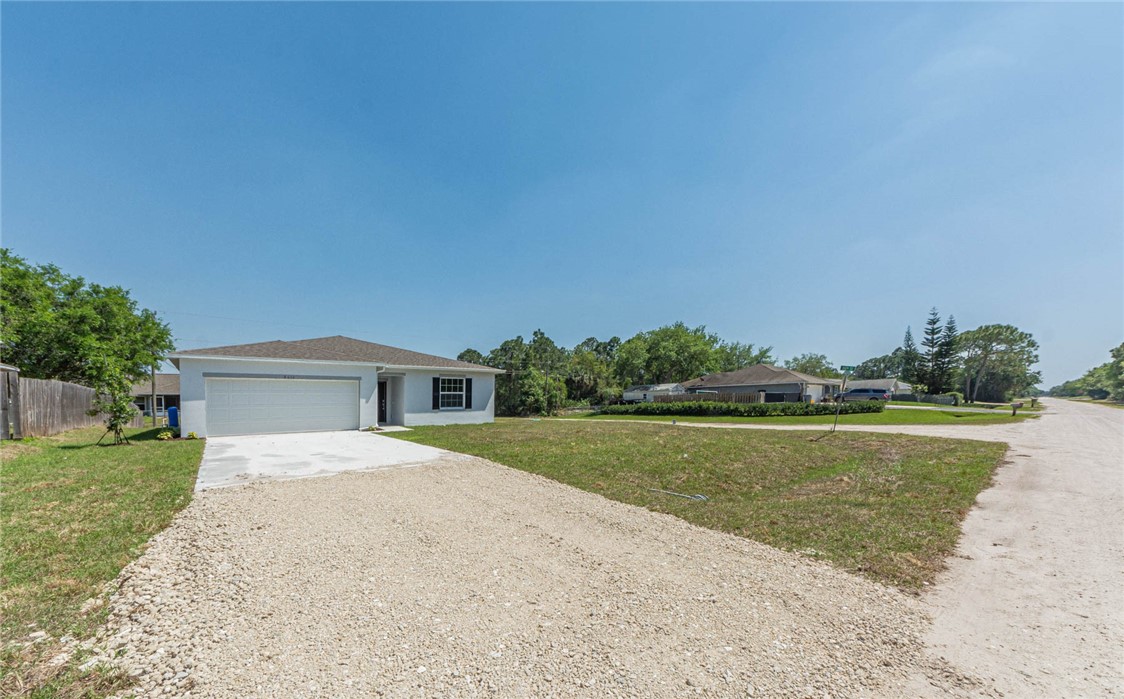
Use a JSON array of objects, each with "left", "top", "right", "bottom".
[{"left": 196, "top": 430, "right": 449, "bottom": 490}]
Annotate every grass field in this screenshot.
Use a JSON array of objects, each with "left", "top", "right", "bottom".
[
  {"left": 391, "top": 419, "right": 1007, "bottom": 591},
  {"left": 1, "top": 427, "right": 204, "bottom": 697},
  {"left": 561, "top": 407, "right": 1034, "bottom": 426},
  {"left": 889, "top": 399, "right": 1044, "bottom": 412}
]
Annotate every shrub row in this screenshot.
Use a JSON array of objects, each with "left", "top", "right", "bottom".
[{"left": 597, "top": 400, "right": 885, "bottom": 418}]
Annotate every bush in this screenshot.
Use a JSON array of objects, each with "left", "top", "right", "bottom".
[
  {"left": 597, "top": 400, "right": 884, "bottom": 418},
  {"left": 946, "top": 391, "right": 964, "bottom": 406},
  {"left": 156, "top": 430, "right": 174, "bottom": 441}
]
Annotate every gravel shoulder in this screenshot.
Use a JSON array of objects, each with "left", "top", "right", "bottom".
[{"left": 98, "top": 453, "right": 928, "bottom": 698}]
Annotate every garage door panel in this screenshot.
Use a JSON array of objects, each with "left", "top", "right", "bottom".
[{"left": 206, "top": 378, "right": 359, "bottom": 437}]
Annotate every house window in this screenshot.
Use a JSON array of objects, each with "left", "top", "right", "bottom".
[{"left": 439, "top": 377, "right": 465, "bottom": 409}]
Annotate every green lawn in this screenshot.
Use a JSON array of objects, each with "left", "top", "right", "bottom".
[
  {"left": 390, "top": 419, "right": 1007, "bottom": 591},
  {"left": 1, "top": 427, "right": 204, "bottom": 697},
  {"left": 560, "top": 408, "right": 1034, "bottom": 426},
  {"left": 889, "top": 399, "right": 1044, "bottom": 412}
]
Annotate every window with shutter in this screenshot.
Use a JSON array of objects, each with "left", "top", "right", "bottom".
[{"left": 437, "top": 377, "right": 466, "bottom": 409}]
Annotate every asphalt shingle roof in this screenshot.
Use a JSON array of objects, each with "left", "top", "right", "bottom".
[
  {"left": 171, "top": 336, "right": 498, "bottom": 371},
  {"left": 130, "top": 373, "right": 180, "bottom": 397},
  {"left": 680, "top": 364, "right": 836, "bottom": 389}
]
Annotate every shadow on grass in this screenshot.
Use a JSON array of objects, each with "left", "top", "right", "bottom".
[{"left": 57, "top": 427, "right": 170, "bottom": 449}]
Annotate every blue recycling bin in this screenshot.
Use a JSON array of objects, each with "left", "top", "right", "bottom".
[{"left": 168, "top": 406, "right": 179, "bottom": 428}]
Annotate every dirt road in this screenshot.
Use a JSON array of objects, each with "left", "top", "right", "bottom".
[
  {"left": 657, "top": 400, "right": 1124, "bottom": 696},
  {"left": 904, "top": 399, "right": 1123, "bottom": 697}
]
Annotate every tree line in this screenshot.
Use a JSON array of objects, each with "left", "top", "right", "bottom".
[
  {"left": 458, "top": 323, "right": 775, "bottom": 416},
  {"left": 1048, "top": 344, "right": 1124, "bottom": 401},
  {"left": 849, "top": 308, "right": 1041, "bottom": 403}
]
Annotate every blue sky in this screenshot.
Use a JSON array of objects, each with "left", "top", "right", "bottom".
[{"left": 3, "top": 2, "right": 1121, "bottom": 387}]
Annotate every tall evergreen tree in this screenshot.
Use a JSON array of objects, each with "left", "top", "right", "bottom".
[
  {"left": 900, "top": 326, "right": 922, "bottom": 385},
  {"left": 920, "top": 308, "right": 944, "bottom": 393},
  {"left": 934, "top": 314, "right": 959, "bottom": 394}
]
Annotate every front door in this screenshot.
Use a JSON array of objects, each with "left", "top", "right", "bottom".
[{"left": 378, "top": 380, "right": 388, "bottom": 424}]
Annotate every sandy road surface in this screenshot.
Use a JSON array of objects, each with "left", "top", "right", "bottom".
[
  {"left": 904, "top": 399, "right": 1124, "bottom": 698},
  {"left": 617, "top": 400, "right": 1124, "bottom": 696}
]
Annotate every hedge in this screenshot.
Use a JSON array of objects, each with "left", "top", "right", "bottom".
[{"left": 597, "top": 400, "right": 885, "bottom": 418}]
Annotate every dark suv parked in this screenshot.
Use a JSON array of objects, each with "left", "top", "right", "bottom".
[{"left": 835, "top": 388, "right": 892, "bottom": 401}]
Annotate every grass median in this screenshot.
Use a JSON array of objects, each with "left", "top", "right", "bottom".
[
  {"left": 560, "top": 408, "right": 1033, "bottom": 426},
  {"left": 1, "top": 426, "right": 204, "bottom": 697},
  {"left": 390, "top": 419, "right": 1007, "bottom": 591}
]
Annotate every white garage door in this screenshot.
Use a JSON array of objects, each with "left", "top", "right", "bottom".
[{"left": 205, "top": 378, "right": 360, "bottom": 437}]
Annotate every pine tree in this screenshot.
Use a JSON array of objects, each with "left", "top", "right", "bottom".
[
  {"left": 920, "top": 308, "right": 944, "bottom": 394},
  {"left": 936, "top": 314, "right": 959, "bottom": 394},
  {"left": 901, "top": 327, "right": 921, "bottom": 385}
]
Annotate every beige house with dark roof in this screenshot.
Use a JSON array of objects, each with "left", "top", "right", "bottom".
[
  {"left": 681, "top": 364, "right": 840, "bottom": 403},
  {"left": 171, "top": 336, "right": 503, "bottom": 437},
  {"left": 130, "top": 373, "right": 180, "bottom": 418}
]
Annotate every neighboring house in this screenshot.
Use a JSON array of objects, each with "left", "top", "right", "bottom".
[
  {"left": 171, "top": 335, "right": 504, "bottom": 438},
  {"left": 681, "top": 364, "right": 840, "bottom": 403},
  {"left": 622, "top": 383, "right": 686, "bottom": 403},
  {"left": 130, "top": 373, "right": 181, "bottom": 417},
  {"left": 842, "top": 378, "right": 912, "bottom": 395}
]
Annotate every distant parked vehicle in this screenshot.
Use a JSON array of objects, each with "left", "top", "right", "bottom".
[{"left": 834, "top": 388, "right": 892, "bottom": 402}]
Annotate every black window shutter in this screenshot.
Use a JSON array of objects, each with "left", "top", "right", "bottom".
[
  {"left": 464, "top": 378, "right": 473, "bottom": 410},
  {"left": 432, "top": 377, "right": 440, "bottom": 410}
]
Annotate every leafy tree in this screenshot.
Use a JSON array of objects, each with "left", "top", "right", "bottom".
[
  {"left": 87, "top": 359, "right": 139, "bottom": 445},
  {"left": 517, "top": 367, "right": 567, "bottom": 415},
  {"left": 1049, "top": 342, "right": 1124, "bottom": 401},
  {"left": 642, "top": 323, "right": 717, "bottom": 383},
  {"left": 713, "top": 341, "right": 774, "bottom": 372},
  {"left": 1, "top": 249, "right": 172, "bottom": 444},
  {"left": 573, "top": 336, "right": 620, "bottom": 365},
  {"left": 852, "top": 349, "right": 907, "bottom": 380},
  {"left": 485, "top": 337, "right": 530, "bottom": 415},
  {"left": 784, "top": 353, "right": 841, "bottom": 378},
  {"left": 457, "top": 348, "right": 486, "bottom": 365},
  {"left": 614, "top": 336, "right": 649, "bottom": 387},
  {"left": 565, "top": 336, "right": 621, "bottom": 405},
  {"left": 528, "top": 329, "right": 569, "bottom": 377},
  {"left": 0, "top": 249, "right": 173, "bottom": 387},
  {"left": 958, "top": 324, "right": 1041, "bottom": 402}
]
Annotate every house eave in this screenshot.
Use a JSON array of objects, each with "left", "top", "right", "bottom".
[{"left": 170, "top": 354, "right": 504, "bottom": 374}]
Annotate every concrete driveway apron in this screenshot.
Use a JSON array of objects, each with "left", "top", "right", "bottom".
[{"left": 196, "top": 430, "right": 448, "bottom": 490}]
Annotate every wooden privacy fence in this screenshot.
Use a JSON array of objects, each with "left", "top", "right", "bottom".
[
  {"left": 653, "top": 392, "right": 763, "bottom": 404},
  {"left": 2, "top": 376, "right": 143, "bottom": 439}
]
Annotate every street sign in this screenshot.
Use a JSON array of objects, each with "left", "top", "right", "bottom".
[{"left": 840, "top": 365, "right": 856, "bottom": 372}]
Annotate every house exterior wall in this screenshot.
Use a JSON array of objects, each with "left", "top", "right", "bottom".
[
  {"left": 177, "top": 357, "right": 381, "bottom": 438},
  {"left": 178, "top": 358, "right": 498, "bottom": 436},
  {"left": 400, "top": 369, "right": 496, "bottom": 426}
]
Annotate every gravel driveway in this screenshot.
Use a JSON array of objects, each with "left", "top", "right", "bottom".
[{"left": 100, "top": 454, "right": 927, "bottom": 698}]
